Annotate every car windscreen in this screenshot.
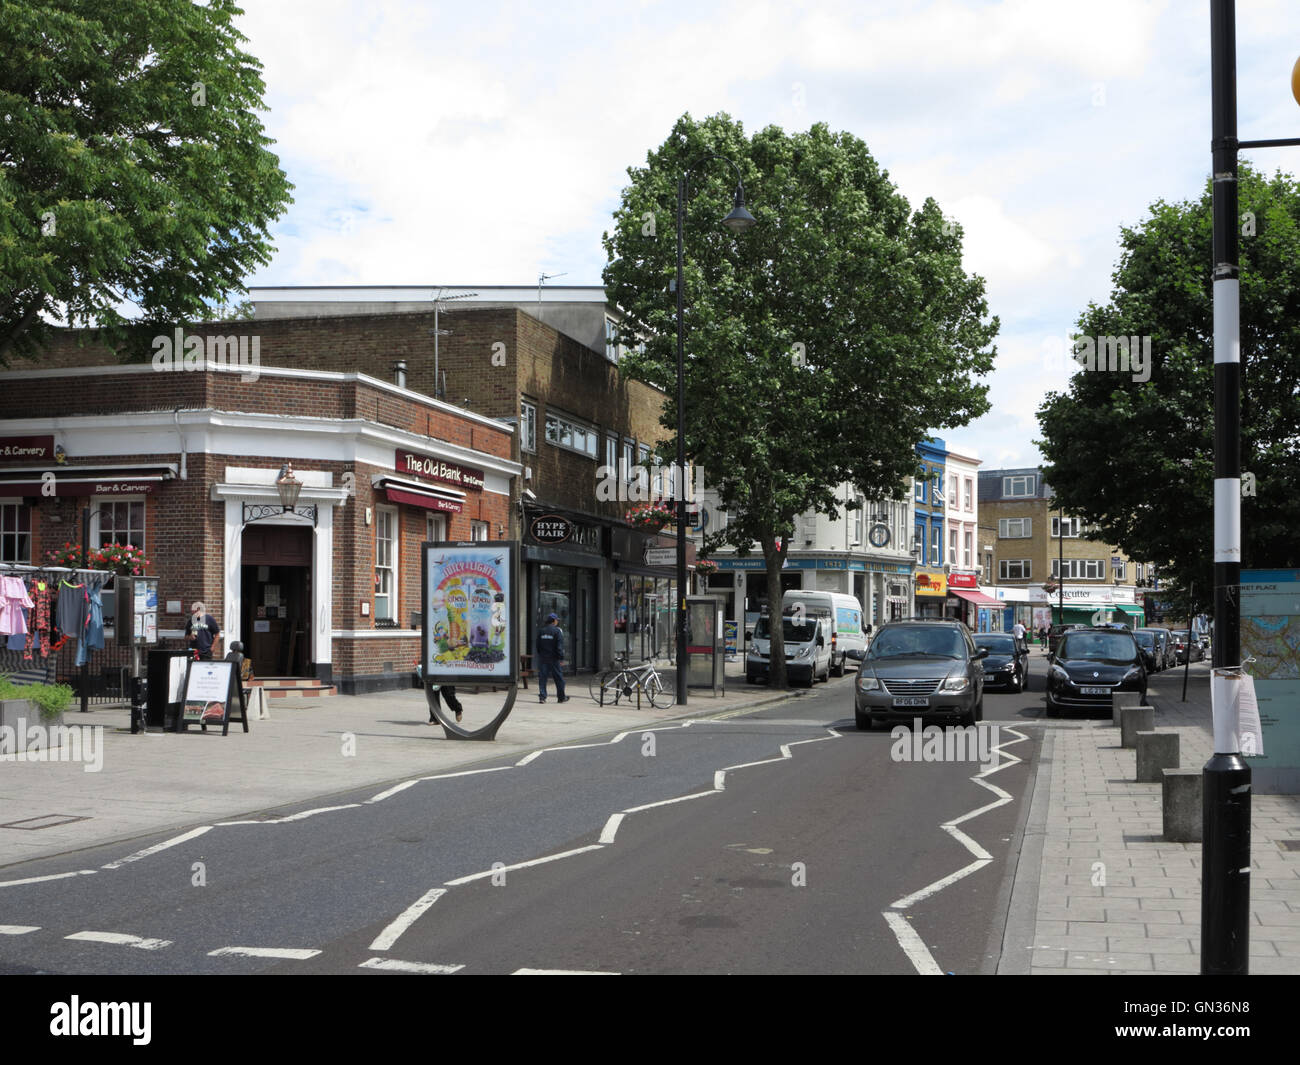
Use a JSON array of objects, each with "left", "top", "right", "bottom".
[
  {"left": 754, "top": 617, "right": 821, "bottom": 642},
  {"left": 974, "top": 635, "right": 1015, "bottom": 653},
  {"left": 1059, "top": 632, "right": 1137, "bottom": 661},
  {"left": 1134, "top": 632, "right": 1155, "bottom": 648},
  {"left": 870, "top": 627, "right": 965, "bottom": 659}
]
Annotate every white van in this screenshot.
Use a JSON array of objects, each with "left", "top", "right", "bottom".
[
  {"left": 747, "top": 611, "right": 833, "bottom": 687},
  {"left": 782, "top": 590, "right": 867, "bottom": 677}
]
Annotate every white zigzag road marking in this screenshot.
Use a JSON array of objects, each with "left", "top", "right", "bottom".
[
  {"left": 883, "top": 726, "right": 1029, "bottom": 973},
  {"left": 102, "top": 826, "right": 212, "bottom": 870},
  {"left": 0, "top": 870, "right": 96, "bottom": 889},
  {"left": 376, "top": 725, "right": 843, "bottom": 952}
]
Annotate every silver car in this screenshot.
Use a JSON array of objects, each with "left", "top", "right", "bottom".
[{"left": 849, "top": 620, "right": 987, "bottom": 731}]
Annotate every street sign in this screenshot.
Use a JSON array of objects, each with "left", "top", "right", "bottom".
[{"left": 644, "top": 547, "right": 675, "bottom": 567}]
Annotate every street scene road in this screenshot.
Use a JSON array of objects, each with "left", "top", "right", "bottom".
[{"left": 1, "top": 673, "right": 1044, "bottom": 976}]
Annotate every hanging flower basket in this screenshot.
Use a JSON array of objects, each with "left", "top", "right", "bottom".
[
  {"left": 45, "top": 541, "right": 151, "bottom": 576},
  {"left": 695, "top": 559, "right": 718, "bottom": 577},
  {"left": 626, "top": 502, "right": 675, "bottom": 532}
]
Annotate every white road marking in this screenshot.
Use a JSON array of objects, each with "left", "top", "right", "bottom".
[
  {"left": 0, "top": 869, "right": 96, "bottom": 888},
  {"left": 598, "top": 814, "right": 624, "bottom": 845},
  {"left": 359, "top": 956, "right": 463, "bottom": 974},
  {"left": 66, "top": 931, "right": 172, "bottom": 950},
  {"left": 884, "top": 726, "right": 1030, "bottom": 970},
  {"left": 101, "top": 826, "right": 212, "bottom": 870},
  {"left": 882, "top": 912, "right": 944, "bottom": 975},
  {"left": 0, "top": 925, "right": 39, "bottom": 934},
  {"left": 512, "top": 968, "right": 619, "bottom": 975},
  {"left": 208, "top": 946, "right": 321, "bottom": 959},
  {"left": 367, "top": 780, "right": 418, "bottom": 803},
  {"left": 444, "top": 845, "right": 605, "bottom": 887},
  {"left": 369, "top": 888, "right": 447, "bottom": 951}
]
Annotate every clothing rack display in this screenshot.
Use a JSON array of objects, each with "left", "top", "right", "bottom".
[{"left": 0, "top": 564, "right": 116, "bottom": 687}]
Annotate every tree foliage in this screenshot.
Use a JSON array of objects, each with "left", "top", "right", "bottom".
[
  {"left": 1037, "top": 163, "right": 1300, "bottom": 612},
  {"left": 603, "top": 114, "right": 997, "bottom": 685},
  {"left": 0, "top": 0, "right": 292, "bottom": 363}
]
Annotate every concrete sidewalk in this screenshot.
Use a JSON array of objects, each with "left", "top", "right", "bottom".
[
  {"left": 1012, "top": 659, "right": 1300, "bottom": 974},
  {"left": 0, "top": 657, "right": 815, "bottom": 869}
]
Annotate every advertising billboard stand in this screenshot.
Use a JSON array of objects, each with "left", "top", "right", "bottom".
[{"left": 421, "top": 541, "right": 519, "bottom": 740}]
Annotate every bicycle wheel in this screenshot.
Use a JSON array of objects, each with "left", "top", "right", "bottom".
[
  {"left": 643, "top": 671, "right": 675, "bottom": 709},
  {"left": 595, "top": 669, "right": 631, "bottom": 706}
]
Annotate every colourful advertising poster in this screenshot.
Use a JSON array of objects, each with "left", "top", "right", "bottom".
[
  {"left": 182, "top": 660, "right": 234, "bottom": 724},
  {"left": 724, "top": 620, "right": 738, "bottom": 656},
  {"left": 1241, "top": 569, "right": 1300, "bottom": 794},
  {"left": 835, "top": 605, "right": 861, "bottom": 635},
  {"left": 423, "top": 542, "right": 516, "bottom": 684}
]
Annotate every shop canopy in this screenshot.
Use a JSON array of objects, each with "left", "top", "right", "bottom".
[
  {"left": 372, "top": 474, "right": 465, "bottom": 513},
  {"left": 950, "top": 588, "right": 1002, "bottom": 608},
  {"left": 1114, "top": 604, "right": 1146, "bottom": 620}
]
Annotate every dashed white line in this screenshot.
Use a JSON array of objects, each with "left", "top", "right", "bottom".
[
  {"left": 66, "top": 931, "right": 172, "bottom": 950},
  {"left": 208, "top": 946, "right": 321, "bottom": 960},
  {"left": 0, "top": 869, "right": 96, "bottom": 889},
  {"left": 369, "top": 888, "right": 447, "bottom": 951},
  {"left": 359, "top": 956, "right": 464, "bottom": 974},
  {"left": 101, "top": 826, "right": 212, "bottom": 870},
  {"left": 0, "top": 925, "right": 39, "bottom": 935}
]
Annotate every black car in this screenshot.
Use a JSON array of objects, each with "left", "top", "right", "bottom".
[
  {"left": 1141, "top": 628, "right": 1174, "bottom": 671},
  {"left": 1046, "top": 627, "right": 1147, "bottom": 718},
  {"left": 1171, "top": 632, "right": 1205, "bottom": 664},
  {"left": 973, "top": 632, "right": 1029, "bottom": 692},
  {"left": 1131, "top": 628, "right": 1161, "bottom": 673}
]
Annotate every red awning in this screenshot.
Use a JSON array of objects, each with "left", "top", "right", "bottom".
[
  {"left": 950, "top": 588, "right": 1002, "bottom": 607},
  {"left": 385, "top": 487, "right": 463, "bottom": 513}
]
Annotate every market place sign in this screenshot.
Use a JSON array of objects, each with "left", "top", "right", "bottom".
[{"left": 395, "top": 449, "right": 485, "bottom": 491}]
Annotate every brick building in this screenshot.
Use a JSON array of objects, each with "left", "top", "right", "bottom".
[{"left": 0, "top": 359, "right": 516, "bottom": 694}]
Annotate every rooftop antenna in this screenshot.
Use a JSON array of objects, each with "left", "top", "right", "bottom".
[
  {"left": 537, "top": 271, "right": 566, "bottom": 305},
  {"left": 428, "top": 287, "right": 478, "bottom": 399}
]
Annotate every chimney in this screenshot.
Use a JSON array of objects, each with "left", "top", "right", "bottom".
[{"left": 393, "top": 360, "right": 407, "bottom": 388}]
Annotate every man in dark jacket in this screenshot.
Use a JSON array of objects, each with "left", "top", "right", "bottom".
[
  {"left": 186, "top": 602, "right": 221, "bottom": 660},
  {"left": 536, "top": 612, "right": 568, "bottom": 703}
]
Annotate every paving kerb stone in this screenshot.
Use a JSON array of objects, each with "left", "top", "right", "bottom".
[
  {"left": 0, "top": 659, "right": 812, "bottom": 869},
  {"left": 1135, "top": 729, "right": 1179, "bottom": 783},
  {"left": 1027, "top": 662, "right": 1300, "bottom": 975}
]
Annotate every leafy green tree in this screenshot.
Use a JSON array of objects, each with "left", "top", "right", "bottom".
[
  {"left": 603, "top": 114, "right": 998, "bottom": 686},
  {"left": 0, "top": 0, "right": 292, "bottom": 364},
  {"left": 1037, "top": 162, "right": 1300, "bottom": 614}
]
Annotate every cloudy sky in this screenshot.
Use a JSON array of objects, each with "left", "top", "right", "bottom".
[{"left": 232, "top": 0, "right": 1300, "bottom": 471}]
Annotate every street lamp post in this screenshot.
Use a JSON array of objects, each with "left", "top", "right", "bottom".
[{"left": 674, "top": 157, "right": 756, "bottom": 707}]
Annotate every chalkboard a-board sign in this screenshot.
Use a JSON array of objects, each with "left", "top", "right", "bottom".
[{"left": 179, "top": 659, "right": 248, "bottom": 736}]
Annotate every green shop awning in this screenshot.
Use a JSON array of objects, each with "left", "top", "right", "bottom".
[
  {"left": 1054, "top": 606, "right": 1098, "bottom": 624},
  {"left": 1115, "top": 604, "right": 1145, "bottom": 620}
]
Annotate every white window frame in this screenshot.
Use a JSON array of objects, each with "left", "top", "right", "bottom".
[
  {"left": 374, "top": 506, "right": 398, "bottom": 621},
  {"left": 998, "top": 517, "right": 1032, "bottom": 539},
  {"left": 520, "top": 400, "right": 537, "bottom": 453},
  {"left": 470, "top": 520, "right": 489, "bottom": 542},
  {"left": 914, "top": 479, "right": 925, "bottom": 502},
  {"left": 0, "top": 499, "right": 32, "bottom": 564},
  {"left": 605, "top": 317, "right": 619, "bottom": 362},
  {"left": 622, "top": 438, "right": 636, "bottom": 482},
  {"left": 426, "top": 513, "right": 447, "bottom": 542},
  {"left": 963, "top": 531, "right": 972, "bottom": 568},
  {"left": 606, "top": 432, "right": 618, "bottom": 471},
  {"left": 91, "top": 496, "right": 147, "bottom": 552},
  {"left": 545, "top": 410, "right": 599, "bottom": 459},
  {"left": 999, "top": 559, "right": 1031, "bottom": 580},
  {"left": 932, "top": 475, "right": 943, "bottom": 506},
  {"left": 949, "top": 474, "right": 959, "bottom": 507},
  {"left": 948, "top": 527, "right": 958, "bottom": 564},
  {"left": 964, "top": 478, "right": 973, "bottom": 512},
  {"left": 930, "top": 523, "right": 941, "bottom": 564},
  {"left": 1003, "top": 474, "right": 1036, "bottom": 498},
  {"left": 1051, "top": 516, "right": 1082, "bottom": 538}
]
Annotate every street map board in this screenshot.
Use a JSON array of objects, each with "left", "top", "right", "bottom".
[{"left": 1241, "top": 569, "right": 1300, "bottom": 793}]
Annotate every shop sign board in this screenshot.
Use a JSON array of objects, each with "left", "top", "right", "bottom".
[{"left": 395, "top": 449, "right": 485, "bottom": 491}]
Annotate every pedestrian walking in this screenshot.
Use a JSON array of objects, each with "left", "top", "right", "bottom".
[
  {"left": 186, "top": 601, "right": 221, "bottom": 661},
  {"left": 536, "top": 612, "right": 568, "bottom": 703},
  {"left": 429, "top": 684, "right": 464, "bottom": 724}
]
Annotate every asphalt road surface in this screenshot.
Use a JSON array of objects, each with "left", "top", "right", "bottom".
[{"left": 0, "top": 672, "right": 1048, "bottom": 975}]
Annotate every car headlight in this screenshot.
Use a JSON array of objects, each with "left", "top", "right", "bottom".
[
  {"left": 796, "top": 644, "right": 813, "bottom": 659},
  {"left": 857, "top": 672, "right": 881, "bottom": 692},
  {"left": 999, "top": 662, "right": 1015, "bottom": 671},
  {"left": 1123, "top": 667, "right": 1142, "bottom": 681},
  {"left": 1050, "top": 664, "right": 1070, "bottom": 681},
  {"left": 940, "top": 673, "right": 969, "bottom": 693}
]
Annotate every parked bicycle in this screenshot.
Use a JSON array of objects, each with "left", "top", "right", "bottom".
[{"left": 589, "top": 656, "right": 674, "bottom": 709}]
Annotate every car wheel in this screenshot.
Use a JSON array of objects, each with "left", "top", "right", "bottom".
[
  {"left": 856, "top": 710, "right": 872, "bottom": 731},
  {"left": 831, "top": 656, "right": 844, "bottom": 678},
  {"left": 1009, "top": 668, "right": 1021, "bottom": 693},
  {"left": 1045, "top": 698, "right": 1060, "bottom": 718}
]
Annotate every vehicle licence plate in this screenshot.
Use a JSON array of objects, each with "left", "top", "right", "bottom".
[
  {"left": 1080, "top": 686, "right": 1109, "bottom": 695},
  {"left": 892, "top": 697, "right": 929, "bottom": 707}
]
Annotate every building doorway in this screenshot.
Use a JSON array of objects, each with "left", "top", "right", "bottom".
[{"left": 241, "top": 524, "right": 313, "bottom": 677}]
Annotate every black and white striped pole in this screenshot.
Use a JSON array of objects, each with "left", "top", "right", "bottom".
[
  {"left": 1204, "top": 0, "right": 1250, "bottom": 978},
  {"left": 1205, "top": 1, "right": 1300, "bottom": 977}
]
